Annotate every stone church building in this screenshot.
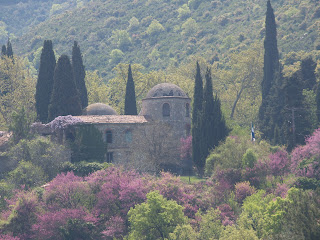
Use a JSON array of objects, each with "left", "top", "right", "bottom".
[{"left": 35, "top": 83, "right": 191, "bottom": 173}]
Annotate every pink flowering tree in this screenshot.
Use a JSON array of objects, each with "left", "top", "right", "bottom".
[
  {"left": 43, "top": 171, "right": 91, "bottom": 210},
  {"left": 1, "top": 192, "right": 40, "bottom": 240},
  {"left": 290, "top": 128, "right": 320, "bottom": 179},
  {"left": 234, "top": 181, "right": 255, "bottom": 204},
  {"left": 268, "top": 149, "right": 290, "bottom": 177},
  {"left": 32, "top": 208, "right": 98, "bottom": 240}
]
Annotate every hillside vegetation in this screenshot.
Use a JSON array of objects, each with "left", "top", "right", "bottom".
[{"left": 1, "top": 0, "right": 319, "bottom": 79}]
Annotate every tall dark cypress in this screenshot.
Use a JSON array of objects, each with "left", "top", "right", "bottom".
[
  {"left": 35, "top": 40, "right": 56, "bottom": 123},
  {"left": 1, "top": 45, "right": 6, "bottom": 57},
  {"left": 192, "top": 62, "right": 203, "bottom": 175},
  {"left": 259, "top": 0, "right": 281, "bottom": 141},
  {"left": 72, "top": 41, "right": 88, "bottom": 109},
  {"left": 200, "top": 68, "right": 216, "bottom": 175},
  {"left": 6, "top": 39, "right": 13, "bottom": 58},
  {"left": 124, "top": 64, "right": 137, "bottom": 115},
  {"left": 283, "top": 71, "right": 311, "bottom": 150},
  {"left": 48, "top": 55, "right": 82, "bottom": 121},
  {"left": 300, "top": 57, "right": 317, "bottom": 91}
]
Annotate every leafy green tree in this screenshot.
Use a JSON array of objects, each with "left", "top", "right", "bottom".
[
  {"left": 197, "top": 208, "right": 224, "bottom": 240},
  {"left": 109, "top": 49, "right": 124, "bottom": 65},
  {"left": 146, "top": 19, "right": 165, "bottom": 44},
  {"left": 192, "top": 62, "right": 203, "bottom": 175},
  {"left": 35, "top": 40, "right": 56, "bottom": 123},
  {"left": 111, "top": 30, "right": 132, "bottom": 51},
  {"left": 177, "top": 4, "right": 191, "bottom": 20},
  {"left": 48, "top": 55, "right": 82, "bottom": 121},
  {"left": 0, "top": 54, "right": 36, "bottom": 128},
  {"left": 128, "top": 191, "right": 186, "bottom": 240},
  {"left": 85, "top": 70, "right": 108, "bottom": 104},
  {"left": 72, "top": 41, "right": 88, "bottom": 109},
  {"left": 9, "top": 107, "right": 33, "bottom": 144},
  {"left": 264, "top": 188, "right": 320, "bottom": 239},
  {"left": 181, "top": 18, "right": 198, "bottom": 36},
  {"left": 71, "top": 125, "right": 107, "bottom": 163},
  {"left": 7, "top": 160, "right": 47, "bottom": 189},
  {"left": 242, "top": 148, "right": 257, "bottom": 169},
  {"left": 220, "top": 225, "right": 259, "bottom": 240},
  {"left": 124, "top": 64, "right": 137, "bottom": 115},
  {"left": 169, "top": 224, "right": 198, "bottom": 240}
]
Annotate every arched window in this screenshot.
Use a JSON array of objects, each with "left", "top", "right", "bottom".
[
  {"left": 162, "top": 103, "right": 170, "bottom": 117},
  {"left": 186, "top": 103, "right": 190, "bottom": 117},
  {"left": 106, "top": 130, "right": 113, "bottom": 143}
]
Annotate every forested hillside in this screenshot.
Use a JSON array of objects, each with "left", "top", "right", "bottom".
[{"left": 1, "top": 0, "right": 319, "bottom": 79}]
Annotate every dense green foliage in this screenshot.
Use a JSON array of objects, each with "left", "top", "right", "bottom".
[
  {"left": 128, "top": 191, "right": 187, "bottom": 240},
  {"left": 35, "top": 40, "right": 56, "bottom": 123},
  {"left": 0, "top": 0, "right": 317, "bottom": 81},
  {"left": 72, "top": 41, "right": 88, "bottom": 109},
  {"left": 124, "top": 64, "right": 137, "bottom": 115},
  {"left": 70, "top": 125, "right": 107, "bottom": 163},
  {"left": 48, "top": 54, "right": 82, "bottom": 121}
]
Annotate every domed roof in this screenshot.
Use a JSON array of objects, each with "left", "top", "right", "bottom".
[
  {"left": 146, "top": 83, "right": 187, "bottom": 98},
  {"left": 83, "top": 103, "right": 117, "bottom": 115}
]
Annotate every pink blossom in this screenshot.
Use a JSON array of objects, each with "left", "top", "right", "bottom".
[
  {"left": 102, "top": 216, "right": 126, "bottom": 239},
  {"left": 43, "top": 171, "right": 90, "bottom": 209},
  {"left": 274, "top": 183, "right": 289, "bottom": 198},
  {"left": 0, "top": 234, "right": 20, "bottom": 240},
  {"left": 32, "top": 208, "right": 98, "bottom": 240},
  {"left": 269, "top": 150, "right": 290, "bottom": 176},
  {"left": 234, "top": 181, "right": 255, "bottom": 203},
  {"left": 218, "top": 204, "right": 235, "bottom": 226}
]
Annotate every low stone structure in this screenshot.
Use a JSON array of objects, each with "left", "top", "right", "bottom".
[{"left": 34, "top": 83, "right": 191, "bottom": 173}]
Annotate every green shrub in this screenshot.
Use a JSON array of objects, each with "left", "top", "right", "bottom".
[{"left": 242, "top": 149, "right": 257, "bottom": 169}]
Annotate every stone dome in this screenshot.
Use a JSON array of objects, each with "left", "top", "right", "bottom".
[
  {"left": 83, "top": 103, "right": 117, "bottom": 115},
  {"left": 146, "top": 83, "right": 187, "bottom": 98}
]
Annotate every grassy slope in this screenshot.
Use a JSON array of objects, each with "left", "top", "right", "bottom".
[{"left": 7, "top": 0, "right": 320, "bottom": 80}]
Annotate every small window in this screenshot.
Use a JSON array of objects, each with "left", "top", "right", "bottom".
[
  {"left": 162, "top": 103, "right": 170, "bottom": 117},
  {"left": 107, "top": 152, "right": 113, "bottom": 163},
  {"left": 125, "top": 130, "right": 132, "bottom": 143},
  {"left": 186, "top": 103, "right": 190, "bottom": 117},
  {"left": 106, "top": 130, "right": 112, "bottom": 143}
]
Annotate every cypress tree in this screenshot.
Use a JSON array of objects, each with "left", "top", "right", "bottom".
[
  {"left": 283, "top": 70, "right": 312, "bottom": 150},
  {"left": 259, "top": 0, "right": 282, "bottom": 141},
  {"left": 300, "top": 57, "right": 317, "bottom": 90},
  {"left": 192, "top": 62, "right": 203, "bottom": 175},
  {"left": 6, "top": 39, "right": 13, "bottom": 58},
  {"left": 124, "top": 64, "right": 138, "bottom": 115},
  {"left": 72, "top": 41, "right": 88, "bottom": 109},
  {"left": 1, "top": 45, "right": 6, "bottom": 57},
  {"left": 48, "top": 55, "right": 82, "bottom": 121},
  {"left": 213, "top": 95, "right": 229, "bottom": 146},
  {"left": 35, "top": 40, "right": 56, "bottom": 123}
]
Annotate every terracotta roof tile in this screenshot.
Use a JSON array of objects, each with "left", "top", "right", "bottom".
[{"left": 75, "top": 115, "right": 150, "bottom": 124}]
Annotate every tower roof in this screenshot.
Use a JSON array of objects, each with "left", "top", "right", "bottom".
[{"left": 146, "top": 83, "right": 188, "bottom": 99}]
